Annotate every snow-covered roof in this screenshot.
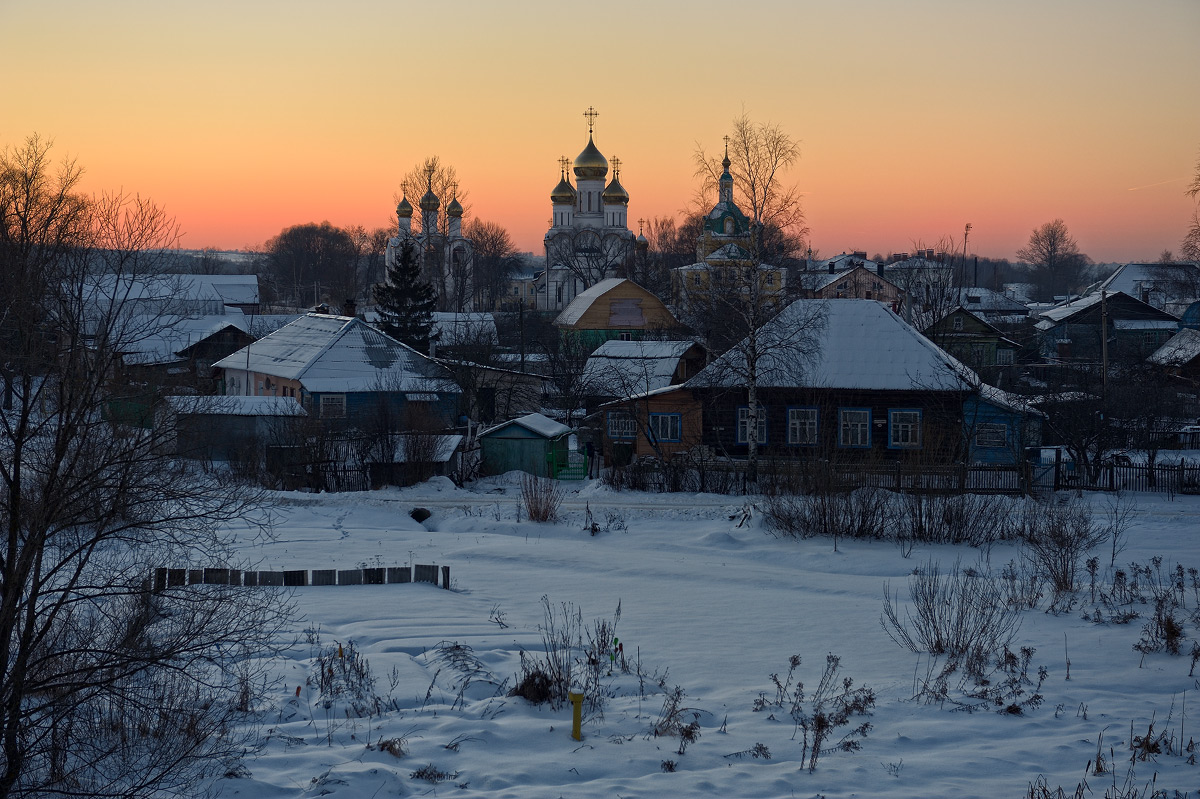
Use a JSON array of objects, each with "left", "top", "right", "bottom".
[
  {"left": 956, "top": 287, "right": 1029, "bottom": 315},
  {"left": 1149, "top": 328, "right": 1200, "bottom": 367},
  {"left": 975, "top": 384, "right": 1047, "bottom": 418},
  {"left": 581, "top": 340, "right": 696, "bottom": 396},
  {"left": 120, "top": 313, "right": 248, "bottom": 365},
  {"left": 1101, "top": 262, "right": 1200, "bottom": 299},
  {"left": 705, "top": 243, "right": 753, "bottom": 262},
  {"left": 1035, "top": 293, "right": 1105, "bottom": 323},
  {"left": 480, "top": 412, "right": 572, "bottom": 439},
  {"left": 688, "top": 299, "right": 978, "bottom": 392},
  {"left": 213, "top": 313, "right": 456, "bottom": 394},
  {"left": 430, "top": 313, "right": 498, "bottom": 346},
  {"left": 554, "top": 278, "right": 627, "bottom": 327},
  {"left": 163, "top": 395, "right": 307, "bottom": 416}
]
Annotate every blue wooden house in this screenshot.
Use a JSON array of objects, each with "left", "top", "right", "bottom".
[
  {"left": 213, "top": 313, "right": 460, "bottom": 430},
  {"left": 963, "top": 385, "right": 1044, "bottom": 465}
]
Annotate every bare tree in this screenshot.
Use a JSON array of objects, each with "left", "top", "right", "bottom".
[
  {"left": 465, "top": 218, "right": 519, "bottom": 310},
  {"left": 693, "top": 113, "right": 809, "bottom": 263},
  {"left": 1016, "top": 219, "right": 1090, "bottom": 303},
  {"left": 399, "top": 156, "right": 469, "bottom": 237},
  {"left": 0, "top": 135, "right": 291, "bottom": 798},
  {"left": 544, "top": 226, "right": 632, "bottom": 291},
  {"left": 259, "top": 221, "right": 358, "bottom": 308},
  {"left": 1184, "top": 151, "right": 1200, "bottom": 262}
]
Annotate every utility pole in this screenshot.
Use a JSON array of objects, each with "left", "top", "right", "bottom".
[{"left": 1101, "top": 289, "right": 1109, "bottom": 398}]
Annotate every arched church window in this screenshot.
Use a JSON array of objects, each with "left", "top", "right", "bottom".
[{"left": 724, "top": 218, "right": 734, "bottom": 235}]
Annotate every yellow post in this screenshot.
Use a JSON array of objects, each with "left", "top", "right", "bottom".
[{"left": 569, "top": 692, "right": 584, "bottom": 741}]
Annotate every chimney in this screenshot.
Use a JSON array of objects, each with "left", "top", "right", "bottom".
[{"left": 342, "top": 298, "right": 357, "bottom": 318}]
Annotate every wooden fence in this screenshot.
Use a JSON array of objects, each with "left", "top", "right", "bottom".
[
  {"left": 1032, "top": 460, "right": 1200, "bottom": 495},
  {"left": 152, "top": 564, "right": 450, "bottom": 590}
]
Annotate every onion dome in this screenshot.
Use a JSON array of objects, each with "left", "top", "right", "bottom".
[
  {"left": 602, "top": 172, "right": 629, "bottom": 205},
  {"left": 573, "top": 134, "right": 608, "bottom": 179},
  {"left": 419, "top": 188, "right": 440, "bottom": 213},
  {"left": 446, "top": 195, "right": 463, "bottom": 217},
  {"left": 396, "top": 196, "right": 413, "bottom": 218},
  {"left": 550, "top": 170, "right": 577, "bottom": 204},
  {"left": 636, "top": 232, "right": 649, "bottom": 251}
]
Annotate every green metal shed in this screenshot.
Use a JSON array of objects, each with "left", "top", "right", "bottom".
[{"left": 479, "top": 413, "right": 573, "bottom": 477}]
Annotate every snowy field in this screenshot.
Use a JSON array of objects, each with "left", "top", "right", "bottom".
[{"left": 213, "top": 476, "right": 1200, "bottom": 798}]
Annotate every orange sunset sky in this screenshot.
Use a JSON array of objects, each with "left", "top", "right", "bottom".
[{"left": 3, "top": 0, "right": 1198, "bottom": 264}]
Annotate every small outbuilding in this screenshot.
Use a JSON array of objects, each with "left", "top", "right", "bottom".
[
  {"left": 158, "top": 395, "right": 307, "bottom": 460},
  {"left": 479, "top": 412, "right": 573, "bottom": 477}
]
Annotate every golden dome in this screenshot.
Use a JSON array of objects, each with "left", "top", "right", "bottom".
[
  {"left": 419, "top": 186, "right": 440, "bottom": 212},
  {"left": 396, "top": 196, "right": 413, "bottom": 218},
  {"left": 573, "top": 134, "right": 608, "bottom": 179},
  {"left": 550, "top": 170, "right": 577, "bottom": 204},
  {"left": 446, "top": 196, "right": 464, "bottom": 217},
  {"left": 602, "top": 173, "right": 629, "bottom": 205}
]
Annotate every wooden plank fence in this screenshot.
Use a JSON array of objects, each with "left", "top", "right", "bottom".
[{"left": 153, "top": 564, "right": 450, "bottom": 590}]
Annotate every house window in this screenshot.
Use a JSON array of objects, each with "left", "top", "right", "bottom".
[
  {"left": 953, "top": 315, "right": 964, "bottom": 331},
  {"left": 320, "top": 394, "right": 346, "bottom": 419},
  {"left": 606, "top": 411, "right": 636, "bottom": 440},
  {"left": 888, "top": 409, "right": 922, "bottom": 449},
  {"left": 619, "top": 331, "right": 632, "bottom": 341},
  {"left": 736, "top": 406, "right": 768, "bottom": 445},
  {"left": 996, "top": 348, "right": 1014, "bottom": 366},
  {"left": 648, "top": 413, "right": 682, "bottom": 443},
  {"left": 971, "top": 344, "right": 988, "bottom": 364},
  {"left": 839, "top": 408, "right": 871, "bottom": 448},
  {"left": 787, "top": 407, "right": 818, "bottom": 446},
  {"left": 513, "top": 286, "right": 520, "bottom": 295},
  {"left": 766, "top": 272, "right": 775, "bottom": 286},
  {"left": 692, "top": 273, "right": 701, "bottom": 287},
  {"left": 975, "top": 422, "right": 1008, "bottom": 449}
]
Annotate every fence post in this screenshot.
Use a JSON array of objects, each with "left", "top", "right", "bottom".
[
  {"left": 441, "top": 565, "right": 450, "bottom": 590},
  {"left": 1053, "top": 449, "right": 1061, "bottom": 491}
]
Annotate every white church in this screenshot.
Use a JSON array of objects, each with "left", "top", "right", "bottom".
[{"left": 540, "top": 107, "right": 636, "bottom": 311}]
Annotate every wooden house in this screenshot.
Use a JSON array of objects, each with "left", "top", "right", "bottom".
[
  {"left": 554, "top": 278, "right": 681, "bottom": 351},
  {"left": 924, "top": 306, "right": 1019, "bottom": 368},
  {"left": 602, "top": 299, "right": 1040, "bottom": 466},
  {"left": 1035, "top": 291, "right": 1179, "bottom": 363}
]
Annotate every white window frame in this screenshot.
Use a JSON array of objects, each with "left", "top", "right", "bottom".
[
  {"left": 319, "top": 393, "right": 346, "bottom": 419},
  {"left": 736, "top": 406, "right": 767, "bottom": 445},
  {"left": 648, "top": 413, "right": 682, "bottom": 443},
  {"left": 606, "top": 411, "right": 637, "bottom": 440},
  {"left": 838, "top": 408, "right": 871, "bottom": 448},
  {"left": 786, "top": 407, "right": 818, "bottom": 446},
  {"left": 888, "top": 409, "right": 922, "bottom": 449}
]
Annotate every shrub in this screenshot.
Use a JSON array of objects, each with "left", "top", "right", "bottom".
[
  {"left": 882, "top": 560, "right": 1023, "bottom": 662},
  {"left": 787, "top": 654, "right": 875, "bottom": 772},
  {"left": 521, "top": 473, "right": 565, "bottom": 522},
  {"left": 1018, "top": 495, "right": 1104, "bottom": 595}
]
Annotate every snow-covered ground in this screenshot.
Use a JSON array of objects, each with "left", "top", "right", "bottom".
[{"left": 214, "top": 475, "right": 1200, "bottom": 798}]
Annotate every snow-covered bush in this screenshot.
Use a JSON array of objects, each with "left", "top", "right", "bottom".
[
  {"left": 882, "top": 559, "right": 1023, "bottom": 662},
  {"left": 521, "top": 473, "right": 565, "bottom": 521}
]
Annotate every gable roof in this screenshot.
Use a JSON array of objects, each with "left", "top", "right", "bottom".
[
  {"left": 553, "top": 278, "right": 675, "bottom": 328},
  {"left": 1101, "top": 262, "right": 1200, "bottom": 299},
  {"left": 213, "top": 313, "right": 455, "bottom": 394},
  {"left": 1035, "top": 291, "right": 1180, "bottom": 327},
  {"left": 120, "top": 313, "right": 248, "bottom": 365},
  {"left": 581, "top": 340, "right": 699, "bottom": 396},
  {"left": 480, "top": 412, "right": 572, "bottom": 439},
  {"left": 688, "top": 299, "right": 977, "bottom": 392},
  {"left": 1149, "top": 328, "right": 1200, "bottom": 367}
]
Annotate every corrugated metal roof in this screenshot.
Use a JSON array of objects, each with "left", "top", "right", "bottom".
[{"left": 213, "top": 313, "right": 455, "bottom": 393}]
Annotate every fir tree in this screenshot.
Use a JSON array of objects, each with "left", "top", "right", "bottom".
[{"left": 373, "top": 238, "right": 436, "bottom": 351}]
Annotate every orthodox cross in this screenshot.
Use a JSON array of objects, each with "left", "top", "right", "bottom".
[
  {"left": 583, "top": 106, "right": 598, "bottom": 133},
  {"left": 610, "top": 155, "right": 621, "bottom": 176},
  {"left": 558, "top": 155, "right": 571, "bottom": 176}
]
